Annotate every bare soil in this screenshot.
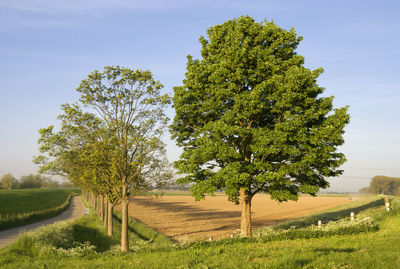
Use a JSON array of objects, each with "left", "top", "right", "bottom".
[{"left": 127, "top": 194, "right": 356, "bottom": 242}]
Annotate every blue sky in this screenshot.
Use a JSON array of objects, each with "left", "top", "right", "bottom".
[{"left": 0, "top": 0, "right": 399, "bottom": 192}]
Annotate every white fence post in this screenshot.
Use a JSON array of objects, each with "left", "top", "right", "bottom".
[{"left": 385, "top": 197, "right": 390, "bottom": 212}]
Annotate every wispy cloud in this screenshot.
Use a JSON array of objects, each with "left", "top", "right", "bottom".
[
  {"left": 0, "top": 0, "right": 294, "bottom": 16},
  {"left": 0, "top": 0, "right": 206, "bottom": 15}
]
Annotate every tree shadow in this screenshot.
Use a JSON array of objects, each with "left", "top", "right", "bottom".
[
  {"left": 112, "top": 214, "right": 148, "bottom": 241},
  {"left": 72, "top": 224, "right": 116, "bottom": 252},
  {"left": 130, "top": 198, "right": 298, "bottom": 239},
  {"left": 314, "top": 247, "right": 356, "bottom": 253},
  {"left": 132, "top": 198, "right": 241, "bottom": 220},
  {"left": 294, "top": 259, "right": 313, "bottom": 267}
]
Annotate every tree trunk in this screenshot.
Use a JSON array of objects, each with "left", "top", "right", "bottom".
[
  {"left": 107, "top": 201, "right": 113, "bottom": 236},
  {"left": 103, "top": 196, "right": 107, "bottom": 227},
  {"left": 121, "top": 197, "right": 129, "bottom": 252},
  {"left": 94, "top": 193, "right": 98, "bottom": 212},
  {"left": 240, "top": 188, "right": 252, "bottom": 237},
  {"left": 99, "top": 194, "right": 103, "bottom": 221}
]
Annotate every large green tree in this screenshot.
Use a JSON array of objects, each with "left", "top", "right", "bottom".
[
  {"left": 35, "top": 66, "right": 171, "bottom": 251},
  {"left": 171, "top": 16, "right": 350, "bottom": 237}
]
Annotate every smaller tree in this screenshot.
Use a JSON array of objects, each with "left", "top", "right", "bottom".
[
  {"left": 19, "top": 174, "right": 44, "bottom": 189},
  {"left": 35, "top": 65, "right": 172, "bottom": 252},
  {"left": 1, "top": 173, "right": 17, "bottom": 189},
  {"left": 358, "top": 187, "right": 371, "bottom": 194},
  {"left": 42, "top": 178, "right": 61, "bottom": 188}
]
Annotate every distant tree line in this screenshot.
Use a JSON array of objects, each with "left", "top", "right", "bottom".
[
  {"left": 0, "top": 173, "right": 73, "bottom": 190},
  {"left": 359, "top": 175, "right": 400, "bottom": 195}
]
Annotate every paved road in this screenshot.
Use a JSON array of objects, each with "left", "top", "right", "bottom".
[{"left": 0, "top": 195, "right": 85, "bottom": 249}]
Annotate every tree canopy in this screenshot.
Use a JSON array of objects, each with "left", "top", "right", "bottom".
[
  {"left": 1, "top": 173, "right": 17, "bottom": 189},
  {"left": 170, "top": 16, "right": 350, "bottom": 236}
]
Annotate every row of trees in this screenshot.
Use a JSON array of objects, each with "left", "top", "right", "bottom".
[
  {"left": 359, "top": 176, "right": 400, "bottom": 195},
  {"left": 35, "top": 16, "right": 349, "bottom": 250},
  {"left": 35, "top": 66, "right": 171, "bottom": 252},
  {"left": 0, "top": 173, "right": 71, "bottom": 189}
]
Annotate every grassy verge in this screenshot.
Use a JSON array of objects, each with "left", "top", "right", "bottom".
[
  {"left": 79, "top": 197, "right": 173, "bottom": 249},
  {"left": 0, "top": 196, "right": 398, "bottom": 268},
  {"left": 274, "top": 195, "right": 384, "bottom": 229},
  {"left": 0, "top": 189, "right": 80, "bottom": 231},
  {"left": 112, "top": 211, "right": 173, "bottom": 247}
]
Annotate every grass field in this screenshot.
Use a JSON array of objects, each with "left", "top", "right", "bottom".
[
  {"left": 0, "top": 196, "right": 397, "bottom": 268},
  {"left": 0, "top": 189, "right": 72, "bottom": 215},
  {"left": 0, "top": 188, "right": 79, "bottom": 230}
]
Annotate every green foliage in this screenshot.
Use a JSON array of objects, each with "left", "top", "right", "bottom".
[
  {"left": 361, "top": 175, "right": 400, "bottom": 195},
  {"left": 18, "top": 174, "right": 44, "bottom": 189},
  {"left": 35, "top": 65, "right": 172, "bottom": 203},
  {"left": 1, "top": 173, "right": 17, "bottom": 190},
  {"left": 171, "top": 16, "right": 350, "bottom": 203}
]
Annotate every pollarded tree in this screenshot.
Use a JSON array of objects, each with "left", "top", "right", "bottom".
[{"left": 170, "top": 16, "right": 350, "bottom": 237}]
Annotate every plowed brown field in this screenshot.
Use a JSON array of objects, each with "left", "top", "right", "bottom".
[{"left": 127, "top": 194, "right": 356, "bottom": 242}]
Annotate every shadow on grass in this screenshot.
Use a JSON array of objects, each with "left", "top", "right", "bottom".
[
  {"left": 314, "top": 247, "right": 356, "bottom": 253},
  {"left": 275, "top": 197, "right": 384, "bottom": 229},
  {"left": 111, "top": 212, "right": 173, "bottom": 246},
  {"left": 294, "top": 259, "right": 313, "bottom": 267},
  {"left": 72, "top": 224, "right": 116, "bottom": 252},
  {"left": 112, "top": 214, "right": 148, "bottom": 241}
]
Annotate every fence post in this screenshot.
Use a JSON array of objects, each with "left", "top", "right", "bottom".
[
  {"left": 351, "top": 212, "right": 354, "bottom": 221},
  {"left": 385, "top": 197, "right": 390, "bottom": 212}
]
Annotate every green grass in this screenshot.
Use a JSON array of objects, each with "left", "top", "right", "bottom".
[
  {"left": 0, "top": 189, "right": 70, "bottom": 215},
  {"left": 0, "top": 188, "right": 80, "bottom": 230},
  {"left": 1, "top": 196, "right": 398, "bottom": 268},
  {"left": 274, "top": 195, "right": 384, "bottom": 229},
  {"left": 78, "top": 197, "right": 173, "bottom": 250}
]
